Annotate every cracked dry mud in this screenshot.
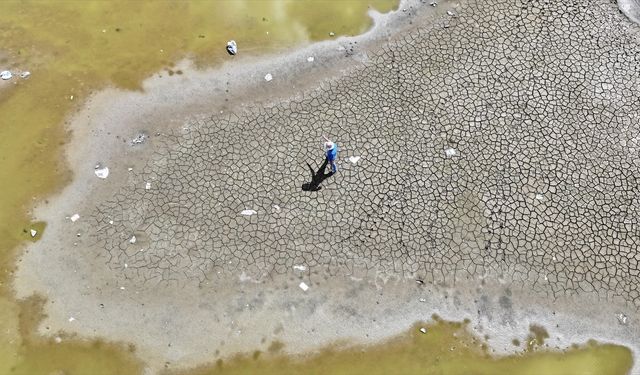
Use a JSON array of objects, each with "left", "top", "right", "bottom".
[
  {"left": 92, "top": 0, "right": 640, "bottom": 305},
  {"left": 15, "top": 0, "right": 640, "bottom": 371}
]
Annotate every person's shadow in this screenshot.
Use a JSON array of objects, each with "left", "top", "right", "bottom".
[{"left": 302, "top": 158, "right": 335, "bottom": 191}]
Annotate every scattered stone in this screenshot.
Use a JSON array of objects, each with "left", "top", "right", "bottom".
[
  {"left": 298, "top": 281, "right": 309, "bottom": 291},
  {"left": 329, "top": 32, "right": 335, "bottom": 37},
  {"left": 1, "top": 71, "right": 12, "bottom": 80},
  {"left": 68, "top": 317, "right": 75, "bottom": 322},
  {"left": 307, "top": 56, "right": 315, "bottom": 62},
  {"left": 94, "top": 165, "right": 109, "bottom": 179},
  {"left": 240, "top": 209, "right": 257, "bottom": 216},
  {"left": 70, "top": 214, "right": 80, "bottom": 222},
  {"left": 447, "top": 10, "right": 457, "bottom": 17},
  {"left": 30, "top": 229, "right": 37, "bottom": 237},
  {"left": 445, "top": 148, "right": 457, "bottom": 157},
  {"left": 293, "top": 265, "right": 307, "bottom": 271},
  {"left": 129, "top": 235, "right": 137, "bottom": 244},
  {"left": 348, "top": 156, "right": 361, "bottom": 164},
  {"left": 131, "top": 133, "right": 148, "bottom": 145},
  {"left": 272, "top": 204, "right": 281, "bottom": 212},
  {"left": 419, "top": 327, "right": 427, "bottom": 334},
  {"left": 226, "top": 40, "right": 237, "bottom": 55},
  {"left": 416, "top": 279, "right": 424, "bottom": 285},
  {"left": 145, "top": 182, "right": 151, "bottom": 190},
  {"left": 120, "top": 286, "right": 126, "bottom": 290},
  {"left": 264, "top": 73, "right": 273, "bottom": 82},
  {"left": 430, "top": 1, "right": 437, "bottom": 6},
  {"left": 419, "top": 298, "right": 426, "bottom": 302},
  {"left": 20, "top": 71, "right": 31, "bottom": 79},
  {"left": 54, "top": 336, "right": 62, "bottom": 343},
  {"left": 535, "top": 193, "right": 544, "bottom": 200}
]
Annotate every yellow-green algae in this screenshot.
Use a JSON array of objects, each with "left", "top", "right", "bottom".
[
  {"left": 0, "top": 1, "right": 634, "bottom": 374},
  {"left": 169, "top": 319, "right": 632, "bottom": 375}
]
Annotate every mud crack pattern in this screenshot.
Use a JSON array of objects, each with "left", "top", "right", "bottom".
[{"left": 92, "top": 0, "right": 640, "bottom": 305}]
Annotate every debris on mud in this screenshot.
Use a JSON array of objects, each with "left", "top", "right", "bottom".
[
  {"left": 299, "top": 282, "right": 309, "bottom": 291},
  {"left": 226, "top": 40, "right": 237, "bottom": 55},
  {"left": 131, "top": 133, "right": 148, "bottom": 145},
  {"left": 94, "top": 164, "right": 109, "bottom": 179},
  {"left": 264, "top": 73, "right": 273, "bottom": 81},
  {"left": 445, "top": 147, "right": 457, "bottom": 157},
  {"left": 70, "top": 214, "right": 80, "bottom": 222},
  {"left": 241, "top": 209, "right": 257, "bottom": 216},
  {"left": 1, "top": 70, "right": 12, "bottom": 80},
  {"left": 617, "top": 313, "right": 629, "bottom": 325}
]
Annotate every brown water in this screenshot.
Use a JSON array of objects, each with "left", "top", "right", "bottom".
[{"left": 0, "top": 1, "right": 634, "bottom": 374}]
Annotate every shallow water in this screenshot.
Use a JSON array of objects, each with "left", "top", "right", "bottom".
[
  {"left": 170, "top": 319, "right": 632, "bottom": 375},
  {"left": 0, "top": 1, "right": 634, "bottom": 374}
]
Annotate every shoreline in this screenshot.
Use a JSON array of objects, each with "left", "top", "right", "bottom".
[{"left": 12, "top": 0, "right": 640, "bottom": 373}]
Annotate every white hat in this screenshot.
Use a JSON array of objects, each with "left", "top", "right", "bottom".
[{"left": 324, "top": 141, "right": 335, "bottom": 150}]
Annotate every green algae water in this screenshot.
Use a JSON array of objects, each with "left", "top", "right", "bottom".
[
  {"left": 170, "top": 319, "right": 632, "bottom": 375},
  {"left": 0, "top": 1, "right": 634, "bottom": 374}
]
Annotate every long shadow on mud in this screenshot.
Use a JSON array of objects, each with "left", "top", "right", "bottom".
[{"left": 302, "top": 158, "right": 335, "bottom": 191}]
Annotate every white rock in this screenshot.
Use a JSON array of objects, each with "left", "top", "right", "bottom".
[
  {"left": 419, "top": 298, "right": 426, "bottom": 302},
  {"left": 298, "top": 282, "right": 309, "bottom": 291},
  {"left": 70, "top": 214, "right": 80, "bottom": 222},
  {"left": 20, "top": 71, "right": 31, "bottom": 79},
  {"left": 0, "top": 71, "right": 12, "bottom": 80},
  {"left": 145, "top": 182, "right": 151, "bottom": 190},
  {"left": 54, "top": 336, "right": 62, "bottom": 343},
  {"left": 272, "top": 204, "right": 281, "bottom": 212},
  {"left": 94, "top": 166, "right": 109, "bottom": 179},
  {"left": 264, "top": 73, "right": 273, "bottom": 82},
  {"left": 240, "top": 209, "right": 257, "bottom": 216},
  {"left": 419, "top": 327, "right": 427, "bottom": 334},
  {"left": 535, "top": 193, "right": 544, "bottom": 200},
  {"left": 307, "top": 56, "right": 315, "bottom": 62},
  {"left": 68, "top": 317, "right": 75, "bottom": 322},
  {"left": 30, "top": 229, "right": 37, "bottom": 237},
  {"left": 129, "top": 235, "right": 137, "bottom": 244},
  {"left": 348, "top": 156, "right": 361, "bottom": 164},
  {"left": 293, "top": 265, "right": 307, "bottom": 271},
  {"left": 120, "top": 286, "right": 125, "bottom": 290},
  {"left": 447, "top": 10, "right": 456, "bottom": 16},
  {"left": 444, "top": 148, "right": 457, "bottom": 157}
]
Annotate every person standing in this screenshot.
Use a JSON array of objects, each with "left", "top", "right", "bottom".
[{"left": 324, "top": 136, "right": 338, "bottom": 173}]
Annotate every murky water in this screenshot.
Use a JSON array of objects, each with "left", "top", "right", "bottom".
[
  {"left": 170, "top": 319, "right": 632, "bottom": 375},
  {"left": 0, "top": 1, "right": 634, "bottom": 374}
]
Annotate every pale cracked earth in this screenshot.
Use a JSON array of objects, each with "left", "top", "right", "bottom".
[{"left": 90, "top": 0, "right": 640, "bottom": 308}]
